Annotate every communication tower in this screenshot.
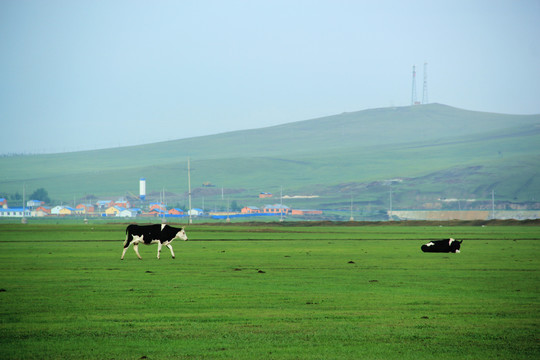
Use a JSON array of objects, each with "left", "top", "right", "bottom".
[
  {"left": 411, "top": 65, "right": 418, "bottom": 105},
  {"left": 422, "top": 62, "right": 428, "bottom": 104}
]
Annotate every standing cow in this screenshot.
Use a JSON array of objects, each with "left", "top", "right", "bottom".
[
  {"left": 121, "top": 224, "right": 188, "bottom": 260},
  {"left": 421, "top": 238, "right": 462, "bottom": 253}
]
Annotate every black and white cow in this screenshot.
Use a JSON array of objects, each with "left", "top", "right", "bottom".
[
  {"left": 121, "top": 224, "right": 188, "bottom": 260},
  {"left": 421, "top": 238, "right": 462, "bottom": 253}
]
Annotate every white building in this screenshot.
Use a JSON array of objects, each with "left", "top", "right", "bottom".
[
  {"left": 0, "top": 208, "right": 31, "bottom": 217},
  {"left": 188, "top": 208, "right": 204, "bottom": 216},
  {"left": 27, "top": 200, "right": 42, "bottom": 208},
  {"left": 51, "top": 206, "right": 64, "bottom": 215},
  {"left": 118, "top": 208, "right": 139, "bottom": 218}
]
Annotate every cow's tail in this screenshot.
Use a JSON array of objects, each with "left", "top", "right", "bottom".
[{"left": 123, "top": 227, "right": 130, "bottom": 248}]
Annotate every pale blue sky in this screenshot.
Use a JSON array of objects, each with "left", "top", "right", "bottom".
[{"left": 1, "top": 0, "right": 539, "bottom": 154}]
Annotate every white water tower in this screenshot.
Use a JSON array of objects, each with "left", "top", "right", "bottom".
[{"left": 139, "top": 178, "right": 146, "bottom": 201}]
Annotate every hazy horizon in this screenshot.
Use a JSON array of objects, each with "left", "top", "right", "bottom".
[{"left": 2, "top": 0, "right": 539, "bottom": 154}]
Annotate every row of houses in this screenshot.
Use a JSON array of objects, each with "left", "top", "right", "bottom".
[
  {"left": 0, "top": 197, "right": 322, "bottom": 218},
  {"left": 0, "top": 198, "right": 194, "bottom": 218},
  {"left": 241, "top": 205, "right": 322, "bottom": 216},
  {"left": 0, "top": 205, "right": 200, "bottom": 218}
]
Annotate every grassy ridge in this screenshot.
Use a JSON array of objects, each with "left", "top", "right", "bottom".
[
  {"left": 1, "top": 104, "right": 539, "bottom": 209},
  {"left": 0, "top": 224, "right": 538, "bottom": 359}
]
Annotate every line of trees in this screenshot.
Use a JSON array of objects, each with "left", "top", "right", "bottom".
[{"left": 0, "top": 188, "right": 51, "bottom": 204}]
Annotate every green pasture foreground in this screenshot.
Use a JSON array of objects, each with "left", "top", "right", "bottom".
[{"left": 0, "top": 224, "right": 538, "bottom": 359}]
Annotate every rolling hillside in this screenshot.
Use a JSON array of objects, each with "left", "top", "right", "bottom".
[{"left": 1, "top": 104, "right": 539, "bottom": 212}]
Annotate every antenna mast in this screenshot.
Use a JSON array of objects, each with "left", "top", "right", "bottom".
[
  {"left": 422, "top": 62, "right": 428, "bottom": 104},
  {"left": 411, "top": 65, "right": 417, "bottom": 105}
]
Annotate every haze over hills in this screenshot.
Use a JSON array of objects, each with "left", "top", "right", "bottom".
[{"left": 1, "top": 104, "right": 539, "bottom": 213}]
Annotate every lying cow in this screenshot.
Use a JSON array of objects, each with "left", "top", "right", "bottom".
[
  {"left": 421, "top": 238, "right": 462, "bottom": 253},
  {"left": 121, "top": 224, "right": 188, "bottom": 260}
]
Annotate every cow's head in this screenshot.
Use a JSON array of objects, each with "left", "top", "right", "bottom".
[
  {"left": 176, "top": 227, "right": 188, "bottom": 241},
  {"left": 449, "top": 238, "right": 462, "bottom": 253}
]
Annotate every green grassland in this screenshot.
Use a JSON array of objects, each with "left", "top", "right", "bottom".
[
  {"left": 0, "top": 223, "right": 538, "bottom": 359},
  {"left": 1, "top": 104, "right": 539, "bottom": 210}
]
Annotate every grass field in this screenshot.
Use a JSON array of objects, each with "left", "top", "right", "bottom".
[{"left": 0, "top": 222, "right": 538, "bottom": 359}]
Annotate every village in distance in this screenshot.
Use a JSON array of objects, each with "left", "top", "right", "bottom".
[{"left": 0, "top": 184, "right": 323, "bottom": 221}]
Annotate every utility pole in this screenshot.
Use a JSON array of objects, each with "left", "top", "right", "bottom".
[
  {"left": 22, "top": 183, "right": 27, "bottom": 224},
  {"left": 280, "top": 186, "right": 284, "bottom": 222},
  {"left": 349, "top": 196, "right": 354, "bottom": 222},
  {"left": 491, "top": 190, "right": 495, "bottom": 220},
  {"left": 389, "top": 186, "right": 393, "bottom": 221},
  {"left": 161, "top": 188, "right": 166, "bottom": 223},
  {"left": 226, "top": 197, "right": 230, "bottom": 223}
]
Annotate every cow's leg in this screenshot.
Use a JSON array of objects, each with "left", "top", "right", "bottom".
[
  {"left": 121, "top": 233, "right": 130, "bottom": 260},
  {"left": 166, "top": 244, "right": 175, "bottom": 259},
  {"left": 133, "top": 244, "right": 142, "bottom": 260},
  {"left": 157, "top": 242, "right": 162, "bottom": 259},
  {"left": 121, "top": 246, "right": 129, "bottom": 260}
]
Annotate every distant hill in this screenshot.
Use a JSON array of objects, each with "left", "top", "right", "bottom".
[{"left": 1, "top": 104, "right": 539, "bottom": 212}]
